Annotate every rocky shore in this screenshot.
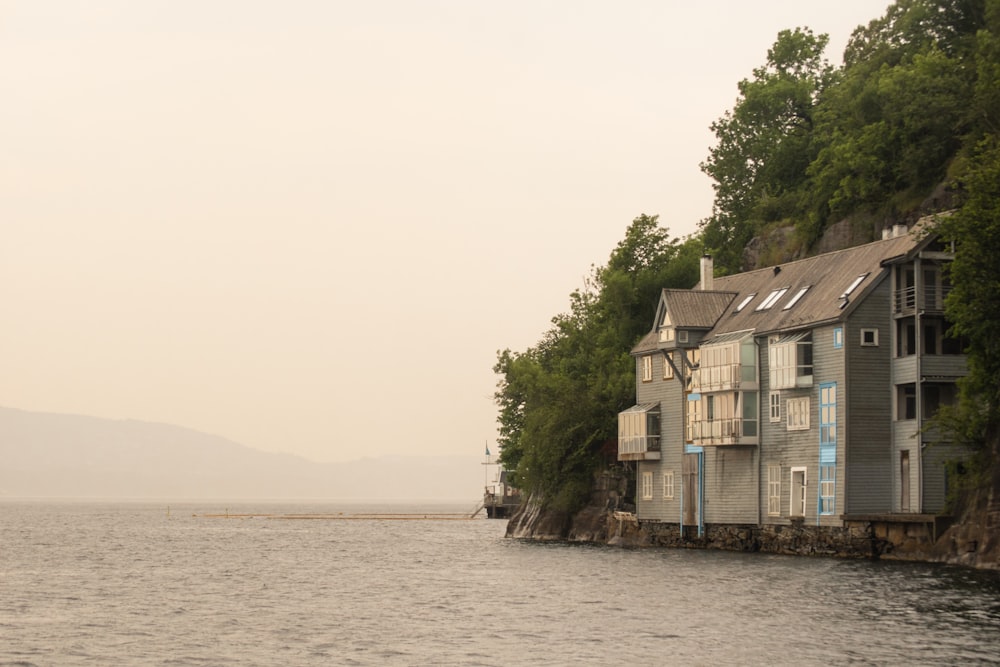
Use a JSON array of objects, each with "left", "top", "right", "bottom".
[{"left": 506, "top": 471, "right": 1000, "bottom": 570}]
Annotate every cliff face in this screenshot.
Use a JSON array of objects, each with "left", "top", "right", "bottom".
[{"left": 505, "top": 470, "right": 639, "bottom": 544}]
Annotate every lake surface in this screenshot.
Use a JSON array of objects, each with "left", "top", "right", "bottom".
[{"left": 2, "top": 500, "right": 1000, "bottom": 666}]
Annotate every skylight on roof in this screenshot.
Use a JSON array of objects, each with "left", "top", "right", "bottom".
[
  {"left": 782, "top": 286, "right": 811, "bottom": 310},
  {"left": 840, "top": 273, "right": 869, "bottom": 299},
  {"left": 755, "top": 287, "right": 788, "bottom": 311},
  {"left": 735, "top": 293, "right": 756, "bottom": 312}
]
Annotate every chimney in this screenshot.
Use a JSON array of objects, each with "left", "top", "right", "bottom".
[
  {"left": 882, "top": 227, "right": 892, "bottom": 240},
  {"left": 892, "top": 224, "right": 908, "bottom": 238},
  {"left": 700, "top": 255, "right": 714, "bottom": 291}
]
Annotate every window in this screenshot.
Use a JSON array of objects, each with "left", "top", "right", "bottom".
[
  {"left": 769, "top": 332, "right": 813, "bottom": 389},
  {"left": 735, "top": 293, "right": 756, "bottom": 312},
  {"left": 841, "top": 273, "right": 869, "bottom": 298},
  {"left": 662, "top": 351, "right": 674, "bottom": 380},
  {"left": 686, "top": 395, "right": 701, "bottom": 442},
  {"left": 790, "top": 467, "right": 807, "bottom": 517},
  {"left": 618, "top": 404, "right": 660, "bottom": 455},
  {"left": 820, "top": 466, "right": 836, "bottom": 515},
  {"left": 861, "top": 328, "right": 879, "bottom": 346},
  {"left": 658, "top": 309, "right": 674, "bottom": 342},
  {"left": 769, "top": 391, "right": 781, "bottom": 422},
  {"left": 787, "top": 397, "right": 810, "bottom": 431},
  {"left": 756, "top": 287, "right": 789, "bottom": 311},
  {"left": 662, "top": 471, "right": 674, "bottom": 499},
  {"left": 897, "top": 384, "right": 916, "bottom": 420},
  {"left": 819, "top": 382, "right": 837, "bottom": 515},
  {"left": 678, "top": 330, "right": 689, "bottom": 343},
  {"left": 641, "top": 472, "right": 653, "bottom": 500},
  {"left": 833, "top": 327, "right": 843, "bottom": 349},
  {"left": 767, "top": 465, "right": 781, "bottom": 515},
  {"left": 783, "top": 286, "right": 811, "bottom": 310},
  {"left": 642, "top": 355, "right": 653, "bottom": 382}
]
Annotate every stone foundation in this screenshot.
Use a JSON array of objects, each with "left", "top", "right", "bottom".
[{"left": 636, "top": 521, "right": 880, "bottom": 558}]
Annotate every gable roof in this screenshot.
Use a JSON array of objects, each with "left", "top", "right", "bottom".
[
  {"left": 707, "top": 234, "right": 923, "bottom": 336},
  {"left": 660, "top": 289, "right": 737, "bottom": 329}
]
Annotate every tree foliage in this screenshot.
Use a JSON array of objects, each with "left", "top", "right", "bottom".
[
  {"left": 701, "top": 0, "right": 994, "bottom": 274},
  {"left": 493, "top": 216, "right": 699, "bottom": 510},
  {"left": 937, "top": 136, "right": 1000, "bottom": 482},
  {"left": 700, "top": 28, "right": 832, "bottom": 273}
]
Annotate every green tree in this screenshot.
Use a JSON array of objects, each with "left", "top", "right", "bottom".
[
  {"left": 493, "top": 215, "right": 699, "bottom": 511},
  {"left": 939, "top": 135, "right": 1000, "bottom": 533},
  {"left": 700, "top": 28, "right": 833, "bottom": 273}
]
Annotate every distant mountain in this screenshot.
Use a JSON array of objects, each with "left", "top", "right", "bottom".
[{"left": 0, "top": 407, "right": 483, "bottom": 501}]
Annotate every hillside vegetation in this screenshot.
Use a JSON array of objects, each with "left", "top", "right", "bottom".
[{"left": 495, "top": 0, "right": 1000, "bottom": 519}]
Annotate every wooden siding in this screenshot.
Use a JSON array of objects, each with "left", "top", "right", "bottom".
[
  {"left": 758, "top": 324, "right": 846, "bottom": 526},
  {"left": 634, "top": 352, "right": 685, "bottom": 523},
  {"left": 845, "top": 281, "right": 894, "bottom": 513},
  {"left": 702, "top": 446, "right": 757, "bottom": 523},
  {"left": 892, "top": 420, "right": 920, "bottom": 512}
]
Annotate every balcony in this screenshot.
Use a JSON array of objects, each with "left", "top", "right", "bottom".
[
  {"left": 894, "top": 285, "right": 952, "bottom": 314},
  {"left": 618, "top": 434, "right": 661, "bottom": 461},
  {"left": 687, "top": 418, "right": 758, "bottom": 446},
  {"left": 618, "top": 403, "right": 661, "bottom": 461},
  {"left": 691, "top": 363, "right": 742, "bottom": 393}
]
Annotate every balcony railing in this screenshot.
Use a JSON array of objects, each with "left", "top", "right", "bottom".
[
  {"left": 691, "top": 363, "right": 742, "bottom": 392},
  {"left": 894, "top": 285, "right": 952, "bottom": 314},
  {"left": 687, "top": 418, "right": 757, "bottom": 446},
  {"left": 618, "top": 435, "right": 661, "bottom": 460}
]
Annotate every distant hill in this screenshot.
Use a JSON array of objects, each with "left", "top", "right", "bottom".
[{"left": 0, "top": 407, "right": 483, "bottom": 501}]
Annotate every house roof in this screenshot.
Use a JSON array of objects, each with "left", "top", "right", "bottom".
[
  {"left": 661, "top": 289, "right": 737, "bottom": 329},
  {"left": 629, "top": 230, "right": 933, "bottom": 356},
  {"left": 705, "top": 234, "right": 924, "bottom": 337}
]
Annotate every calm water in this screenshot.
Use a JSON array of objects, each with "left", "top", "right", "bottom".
[{"left": 3, "top": 501, "right": 1000, "bottom": 666}]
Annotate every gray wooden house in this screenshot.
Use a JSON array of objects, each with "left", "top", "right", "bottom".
[{"left": 618, "top": 223, "right": 966, "bottom": 538}]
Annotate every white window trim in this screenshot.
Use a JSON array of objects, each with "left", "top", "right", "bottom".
[
  {"left": 641, "top": 471, "right": 653, "bottom": 500},
  {"left": 833, "top": 327, "right": 844, "bottom": 349},
  {"left": 663, "top": 352, "right": 674, "bottom": 380},
  {"left": 861, "top": 328, "right": 879, "bottom": 347},
  {"left": 767, "top": 465, "right": 781, "bottom": 516},
  {"left": 787, "top": 397, "right": 810, "bottom": 431},
  {"left": 642, "top": 355, "right": 653, "bottom": 382},
  {"left": 662, "top": 471, "right": 674, "bottom": 499},
  {"left": 769, "top": 391, "right": 781, "bottom": 423},
  {"left": 756, "top": 287, "right": 789, "bottom": 311},
  {"left": 782, "top": 286, "right": 810, "bottom": 310},
  {"left": 735, "top": 293, "right": 756, "bottom": 312},
  {"left": 790, "top": 466, "right": 808, "bottom": 518}
]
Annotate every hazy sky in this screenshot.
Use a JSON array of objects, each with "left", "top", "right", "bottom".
[{"left": 1, "top": 1, "right": 889, "bottom": 464}]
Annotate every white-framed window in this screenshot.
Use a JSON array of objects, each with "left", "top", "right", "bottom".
[
  {"left": 735, "top": 293, "right": 756, "bottom": 312},
  {"left": 769, "top": 391, "right": 781, "bottom": 422},
  {"left": 787, "top": 397, "right": 810, "bottom": 431},
  {"left": 767, "top": 465, "right": 781, "bottom": 515},
  {"left": 662, "top": 471, "right": 674, "bottom": 499},
  {"left": 841, "top": 273, "right": 869, "bottom": 299},
  {"left": 662, "top": 352, "right": 674, "bottom": 380},
  {"left": 756, "top": 287, "right": 789, "bottom": 311},
  {"left": 833, "top": 327, "right": 844, "bottom": 349},
  {"left": 678, "top": 330, "right": 689, "bottom": 343},
  {"left": 861, "top": 328, "right": 879, "bottom": 347},
  {"left": 642, "top": 355, "right": 653, "bottom": 382},
  {"left": 686, "top": 396, "right": 701, "bottom": 442},
  {"left": 769, "top": 332, "right": 813, "bottom": 389},
  {"left": 641, "top": 471, "right": 653, "bottom": 500},
  {"left": 783, "top": 286, "right": 811, "bottom": 310},
  {"left": 790, "top": 467, "right": 808, "bottom": 517}
]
